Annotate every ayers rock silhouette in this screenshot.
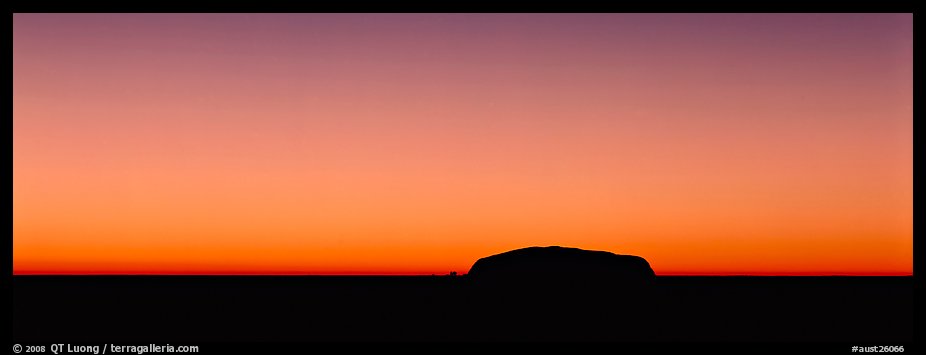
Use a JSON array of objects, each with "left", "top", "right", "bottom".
[{"left": 467, "top": 246, "right": 655, "bottom": 285}]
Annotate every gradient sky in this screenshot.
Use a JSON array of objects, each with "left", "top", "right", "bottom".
[{"left": 13, "top": 14, "right": 912, "bottom": 275}]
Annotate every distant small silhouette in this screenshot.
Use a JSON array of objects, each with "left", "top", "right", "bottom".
[{"left": 468, "top": 246, "right": 655, "bottom": 288}]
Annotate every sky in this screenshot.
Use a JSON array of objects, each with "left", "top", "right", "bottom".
[{"left": 13, "top": 14, "right": 912, "bottom": 275}]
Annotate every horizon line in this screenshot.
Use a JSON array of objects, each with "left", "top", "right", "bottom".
[{"left": 13, "top": 272, "right": 913, "bottom": 277}]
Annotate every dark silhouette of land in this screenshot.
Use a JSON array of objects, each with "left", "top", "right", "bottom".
[
  {"left": 12, "top": 246, "right": 913, "bottom": 342},
  {"left": 469, "top": 246, "right": 653, "bottom": 287}
]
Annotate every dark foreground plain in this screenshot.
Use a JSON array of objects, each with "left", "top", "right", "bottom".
[{"left": 13, "top": 276, "right": 912, "bottom": 342}]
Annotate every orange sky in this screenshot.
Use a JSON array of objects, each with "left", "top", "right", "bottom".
[{"left": 13, "top": 14, "right": 912, "bottom": 275}]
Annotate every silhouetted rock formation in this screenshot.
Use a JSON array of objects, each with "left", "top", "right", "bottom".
[
  {"left": 464, "top": 246, "right": 657, "bottom": 339},
  {"left": 468, "top": 246, "right": 655, "bottom": 286}
]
